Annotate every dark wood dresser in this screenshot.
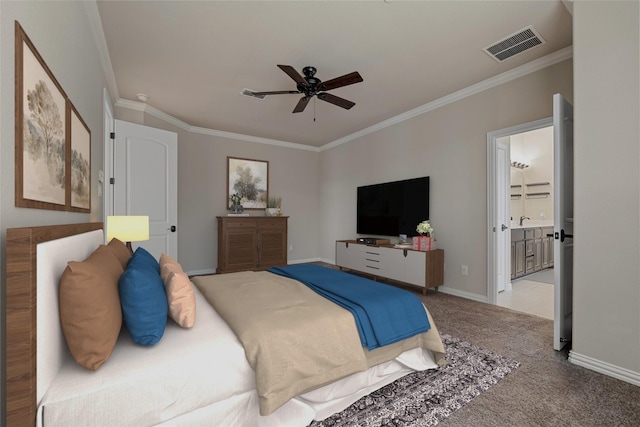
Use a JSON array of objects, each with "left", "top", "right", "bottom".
[{"left": 216, "top": 216, "right": 288, "bottom": 273}]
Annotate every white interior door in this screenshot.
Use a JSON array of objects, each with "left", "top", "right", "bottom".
[
  {"left": 553, "top": 93, "right": 574, "bottom": 351},
  {"left": 113, "top": 120, "right": 178, "bottom": 260},
  {"left": 102, "top": 89, "right": 114, "bottom": 216},
  {"left": 496, "top": 140, "right": 511, "bottom": 292}
]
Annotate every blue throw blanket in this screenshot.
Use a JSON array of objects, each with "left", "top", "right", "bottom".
[{"left": 268, "top": 265, "right": 430, "bottom": 350}]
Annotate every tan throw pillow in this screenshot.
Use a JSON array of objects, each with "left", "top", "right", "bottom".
[
  {"left": 160, "top": 253, "right": 184, "bottom": 283},
  {"left": 165, "top": 271, "right": 196, "bottom": 328},
  {"left": 161, "top": 261, "right": 183, "bottom": 283},
  {"left": 159, "top": 253, "right": 178, "bottom": 268},
  {"left": 59, "top": 245, "right": 123, "bottom": 370},
  {"left": 107, "top": 238, "right": 132, "bottom": 269}
]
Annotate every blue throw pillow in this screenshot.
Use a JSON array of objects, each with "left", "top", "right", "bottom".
[
  {"left": 119, "top": 261, "right": 168, "bottom": 346},
  {"left": 130, "top": 247, "right": 160, "bottom": 273}
]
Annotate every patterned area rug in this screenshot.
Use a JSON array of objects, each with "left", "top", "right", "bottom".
[{"left": 310, "top": 333, "right": 520, "bottom": 427}]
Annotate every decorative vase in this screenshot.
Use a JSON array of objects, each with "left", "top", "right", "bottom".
[
  {"left": 230, "top": 204, "right": 244, "bottom": 214},
  {"left": 265, "top": 208, "right": 280, "bottom": 217}
]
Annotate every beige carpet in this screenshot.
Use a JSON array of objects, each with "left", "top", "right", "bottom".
[{"left": 419, "top": 290, "right": 640, "bottom": 426}]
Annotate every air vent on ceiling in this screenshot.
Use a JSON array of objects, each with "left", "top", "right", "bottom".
[
  {"left": 483, "top": 26, "right": 545, "bottom": 62},
  {"left": 241, "top": 88, "right": 265, "bottom": 99}
]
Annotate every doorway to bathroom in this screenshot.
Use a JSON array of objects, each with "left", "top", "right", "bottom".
[
  {"left": 497, "top": 125, "right": 555, "bottom": 320},
  {"left": 488, "top": 94, "right": 574, "bottom": 351},
  {"left": 487, "top": 117, "right": 554, "bottom": 320}
]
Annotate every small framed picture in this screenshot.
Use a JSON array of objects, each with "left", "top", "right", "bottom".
[
  {"left": 68, "top": 101, "right": 91, "bottom": 212},
  {"left": 227, "top": 157, "right": 268, "bottom": 209}
]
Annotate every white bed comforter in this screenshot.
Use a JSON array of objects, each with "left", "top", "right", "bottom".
[
  {"left": 38, "top": 286, "right": 437, "bottom": 426},
  {"left": 38, "top": 287, "right": 313, "bottom": 426}
]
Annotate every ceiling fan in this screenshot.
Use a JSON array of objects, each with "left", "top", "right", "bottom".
[{"left": 250, "top": 65, "right": 363, "bottom": 113}]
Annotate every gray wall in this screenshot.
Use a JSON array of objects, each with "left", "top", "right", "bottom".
[
  {"left": 0, "top": 1, "right": 110, "bottom": 420},
  {"left": 572, "top": 0, "right": 640, "bottom": 377},
  {"left": 319, "top": 60, "right": 573, "bottom": 298},
  {"left": 114, "top": 110, "right": 322, "bottom": 274}
]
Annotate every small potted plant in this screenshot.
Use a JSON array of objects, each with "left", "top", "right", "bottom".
[
  {"left": 416, "top": 220, "right": 434, "bottom": 236},
  {"left": 229, "top": 193, "right": 244, "bottom": 214},
  {"left": 265, "top": 196, "right": 281, "bottom": 216},
  {"left": 415, "top": 220, "right": 436, "bottom": 251}
]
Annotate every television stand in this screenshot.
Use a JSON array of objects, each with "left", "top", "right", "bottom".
[
  {"left": 356, "top": 237, "right": 390, "bottom": 245},
  {"left": 335, "top": 240, "right": 444, "bottom": 295}
]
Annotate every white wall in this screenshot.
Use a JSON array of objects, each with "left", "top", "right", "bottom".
[
  {"left": 320, "top": 60, "right": 573, "bottom": 299},
  {"left": 571, "top": 0, "right": 640, "bottom": 381},
  {"left": 0, "top": 1, "right": 110, "bottom": 421}
]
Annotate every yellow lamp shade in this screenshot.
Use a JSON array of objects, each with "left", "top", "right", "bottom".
[{"left": 106, "top": 216, "right": 149, "bottom": 243}]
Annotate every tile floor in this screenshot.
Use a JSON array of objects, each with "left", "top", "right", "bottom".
[{"left": 497, "top": 276, "right": 554, "bottom": 320}]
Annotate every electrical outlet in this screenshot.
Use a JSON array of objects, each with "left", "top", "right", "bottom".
[{"left": 461, "top": 265, "right": 469, "bottom": 276}]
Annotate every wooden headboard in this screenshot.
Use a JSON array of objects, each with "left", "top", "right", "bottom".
[{"left": 5, "top": 222, "right": 103, "bottom": 426}]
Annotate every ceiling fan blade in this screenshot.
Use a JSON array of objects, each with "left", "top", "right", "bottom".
[
  {"left": 251, "top": 90, "right": 301, "bottom": 96},
  {"left": 317, "top": 92, "right": 356, "bottom": 110},
  {"left": 278, "top": 65, "right": 306, "bottom": 85},
  {"left": 320, "top": 72, "right": 363, "bottom": 91},
  {"left": 292, "top": 96, "right": 311, "bottom": 113}
]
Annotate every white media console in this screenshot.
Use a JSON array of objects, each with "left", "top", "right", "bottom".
[{"left": 335, "top": 240, "right": 444, "bottom": 295}]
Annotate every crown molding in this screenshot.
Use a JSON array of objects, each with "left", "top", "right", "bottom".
[
  {"left": 114, "top": 98, "right": 146, "bottom": 112},
  {"left": 189, "top": 126, "right": 319, "bottom": 152},
  {"left": 114, "top": 99, "right": 319, "bottom": 152},
  {"left": 320, "top": 46, "right": 573, "bottom": 151},
  {"left": 82, "top": 1, "right": 119, "bottom": 103}
]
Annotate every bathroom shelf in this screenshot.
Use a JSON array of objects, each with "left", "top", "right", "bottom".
[
  {"left": 526, "top": 182, "right": 550, "bottom": 187},
  {"left": 525, "top": 192, "right": 550, "bottom": 198}
]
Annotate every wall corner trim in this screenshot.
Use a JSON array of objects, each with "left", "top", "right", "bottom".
[
  {"left": 569, "top": 351, "right": 640, "bottom": 387},
  {"left": 437, "top": 286, "right": 488, "bottom": 303}
]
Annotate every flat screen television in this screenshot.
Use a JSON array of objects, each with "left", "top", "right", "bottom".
[{"left": 357, "top": 176, "right": 429, "bottom": 237}]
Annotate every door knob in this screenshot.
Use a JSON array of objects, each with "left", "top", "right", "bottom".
[
  {"left": 501, "top": 224, "right": 508, "bottom": 231},
  {"left": 169, "top": 225, "right": 176, "bottom": 232},
  {"left": 555, "top": 229, "right": 573, "bottom": 242}
]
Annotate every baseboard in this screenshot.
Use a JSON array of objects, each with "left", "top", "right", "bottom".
[
  {"left": 569, "top": 351, "right": 640, "bottom": 387},
  {"left": 437, "top": 286, "right": 488, "bottom": 303},
  {"left": 289, "top": 257, "right": 327, "bottom": 265},
  {"left": 187, "top": 268, "right": 216, "bottom": 276}
]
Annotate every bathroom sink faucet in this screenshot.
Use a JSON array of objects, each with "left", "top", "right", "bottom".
[{"left": 519, "top": 216, "right": 530, "bottom": 226}]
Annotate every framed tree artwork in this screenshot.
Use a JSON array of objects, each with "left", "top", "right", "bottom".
[
  {"left": 227, "top": 157, "right": 269, "bottom": 209},
  {"left": 14, "top": 21, "right": 92, "bottom": 213},
  {"left": 68, "top": 101, "right": 91, "bottom": 212},
  {"left": 15, "top": 21, "right": 69, "bottom": 210}
]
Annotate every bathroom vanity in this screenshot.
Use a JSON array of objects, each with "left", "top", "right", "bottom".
[{"left": 511, "top": 226, "right": 554, "bottom": 279}]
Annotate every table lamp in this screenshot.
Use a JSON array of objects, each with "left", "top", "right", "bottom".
[{"left": 106, "top": 215, "right": 149, "bottom": 254}]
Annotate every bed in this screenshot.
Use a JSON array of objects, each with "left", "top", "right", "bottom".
[{"left": 5, "top": 222, "right": 445, "bottom": 426}]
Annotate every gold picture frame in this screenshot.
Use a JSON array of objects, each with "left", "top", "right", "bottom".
[{"left": 227, "top": 157, "right": 269, "bottom": 209}]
